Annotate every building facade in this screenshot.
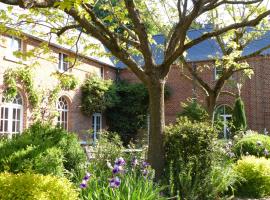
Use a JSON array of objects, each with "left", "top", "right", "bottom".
[
  {"left": 0, "top": 34, "right": 116, "bottom": 140},
  {"left": 1, "top": 33, "right": 270, "bottom": 140}
]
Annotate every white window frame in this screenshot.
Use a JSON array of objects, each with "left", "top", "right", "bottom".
[
  {"left": 92, "top": 113, "right": 102, "bottom": 141},
  {"left": 57, "top": 96, "right": 69, "bottom": 130},
  {"left": 214, "top": 67, "right": 223, "bottom": 80},
  {"left": 5, "top": 36, "right": 22, "bottom": 62},
  {"left": 99, "top": 67, "right": 104, "bottom": 79},
  {"left": 215, "top": 105, "right": 232, "bottom": 139},
  {"left": 0, "top": 94, "right": 23, "bottom": 138},
  {"left": 58, "top": 53, "right": 69, "bottom": 72}
]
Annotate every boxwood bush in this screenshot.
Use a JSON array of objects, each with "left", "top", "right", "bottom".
[
  {"left": 165, "top": 117, "right": 218, "bottom": 199},
  {"left": 233, "top": 133, "right": 270, "bottom": 158},
  {"left": 0, "top": 122, "right": 86, "bottom": 182},
  {"left": 234, "top": 156, "right": 270, "bottom": 198},
  {"left": 0, "top": 173, "right": 79, "bottom": 200}
]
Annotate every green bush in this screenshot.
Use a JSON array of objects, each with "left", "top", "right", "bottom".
[
  {"left": 81, "top": 75, "right": 119, "bottom": 115},
  {"left": 177, "top": 99, "right": 209, "bottom": 122},
  {"left": 232, "top": 97, "right": 247, "bottom": 132},
  {"left": 0, "top": 173, "right": 79, "bottom": 200},
  {"left": 234, "top": 156, "right": 270, "bottom": 198},
  {"left": 165, "top": 117, "right": 218, "bottom": 199},
  {"left": 0, "top": 122, "right": 86, "bottom": 182},
  {"left": 233, "top": 133, "right": 270, "bottom": 158},
  {"left": 105, "top": 82, "right": 149, "bottom": 144}
]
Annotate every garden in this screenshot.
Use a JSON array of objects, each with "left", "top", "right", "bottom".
[
  {"left": 0, "top": 96, "right": 270, "bottom": 200},
  {"left": 1, "top": 0, "right": 270, "bottom": 199}
]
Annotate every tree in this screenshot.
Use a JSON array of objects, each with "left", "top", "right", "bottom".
[
  {"left": 0, "top": 0, "right": 270, "bottom": 178},
  {"left": 232, "top": 97, "right": 247, "bottom": 131},
  {"left": 180, "top": 4, "right": 270, "bottom": 118}
]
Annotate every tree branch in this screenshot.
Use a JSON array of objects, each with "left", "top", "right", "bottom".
[{"left": 124, "top": 0, "right": 154, "bottom": 68}]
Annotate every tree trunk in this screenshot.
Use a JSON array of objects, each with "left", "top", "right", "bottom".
[
  {"left": 147, "top": 79, "right": 166, "bottom": 180},
  {"left": 206, "top": 94, "right": 217, "bottom": 119}
]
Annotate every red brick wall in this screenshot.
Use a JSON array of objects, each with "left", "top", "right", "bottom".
[{"left": 119, "top": 55, "right": 270, "bottom": 133}]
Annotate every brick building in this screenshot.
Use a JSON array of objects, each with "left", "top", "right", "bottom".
[
  {"left": 0, "top": 33, "right": 116, "bottom": 140},
  {"left": 1, "top": 32, "right": 270, "bottom": 140}
]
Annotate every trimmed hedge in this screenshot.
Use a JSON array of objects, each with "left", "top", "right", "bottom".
[
  {"left": 233, "top": 133, "right": 270, "bottom": 158},
  {"left": 234, "top": 156, "right": 270, "bottom": 198},
  {"left": 0, "top": 123, "right": 86, "bottom": 182},
  {"left": 0, "top": 173, "right": 79, "bottom": 200}
]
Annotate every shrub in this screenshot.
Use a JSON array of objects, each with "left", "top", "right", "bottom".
[
  {"left": 233, "top": 132, "right": 270, "bottom": 158},
  {"left": 234, "top": 156, "right": 270, "bottom": 198},
  {"left": 177, "top": 99, "right": 209, "bottom": 122},
  {"left": 0, "top": 173, "right": 79, "bottom": 200},
  {"left": 81, "top": 75, "right": 118, "bottom": 115},
  {"left": 0, "top": 122, "right": 86, "bottom": 182},
  {"left": 105, "top": 82, "right": 149, "bottom": 144},
  {"left": 232, "top": 97, "right": 247, "bottom": 132},
  {"left": 165, "top": 117, "right": 218, "bottom": 199}
]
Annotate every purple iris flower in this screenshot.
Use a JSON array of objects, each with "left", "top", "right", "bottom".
[
  {"left": 142, "top": 169, "right": 148, "bottom": 177},
  {"left": 83, "top": 172, "right": 91, "bottom": 181},
  {"left": 109, "top": 177, "right": 121, "bottom": 188},
  {"left": 80, "top": 180, "right": 87, "bottom": 189},
  {"left": 131, "top": 157, "right": 138, "bottom": 167},
  {"left": 142, "top": 161, "right": 149, "bottom": 168},
  {"left": 112, "top": 165, "right": 123, "bottom": 174},
  {"left": 115, "top": 157, "right": 126, "bottom": 166}
]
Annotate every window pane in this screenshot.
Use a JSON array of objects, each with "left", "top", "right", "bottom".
[
  {"left": 16, "top": 121, "right": 20, "bottom": 132},
  {"left": 0, "top": 120, "right": 3, "bottom": 132},
  {"left": 4, "top": 108, "right": 8, "bottom": 119},
  {"left": 63, "top": 62, "right": 68, "bottom": 71},
  {"left": 13, "top": 109, "right": 16, "bottom": 120},
  {"left": 0, "top": 107, "right": 3, "bottom": 119},
  {"left": 4, "top": 121, "right": 8, "bottom": 132},
  {"left": 17, "top": 109, "right": 21, "bottom": 120},
  {"left": 58, "top": 53, "right": 62, "bottom": 70},
  {"left": 12, "top": 121, "right": 16, "bottom": 132}
]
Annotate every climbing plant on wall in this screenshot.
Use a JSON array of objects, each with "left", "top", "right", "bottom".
[
  {"left": 3, "top": 67, "right": 39, "bottom": 107},
  {"left": 3, "top": 67, "right": 78, "bottom": 122}
]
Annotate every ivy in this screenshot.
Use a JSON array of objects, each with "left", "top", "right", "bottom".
[
  {"left": 3, "top": 67, "right": 39, "bottom": 107},
  {"left": 80, "top": 75, "right": 118, "bottom": 115},
  {"left": 53, "top": 72, "right": 78, "bottom": 91}
]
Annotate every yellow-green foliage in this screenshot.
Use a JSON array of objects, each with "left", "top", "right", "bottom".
[
  {"left": 0, "top": 173, "right": 79, "bottom": 200},
  {"left": 234, "top": 156, "right": 270, "bottom": 198}
]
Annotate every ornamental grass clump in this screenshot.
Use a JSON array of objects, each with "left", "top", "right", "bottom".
[{"left": 80, "top": 157, "right": 165, "bottom": 200}]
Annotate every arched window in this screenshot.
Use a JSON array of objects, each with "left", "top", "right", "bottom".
[
  {"left": 0, "top": 93, "right": 23, "bottom": 138},
  {"left": 57, "top": 96, "right": 69, "bottom": 130},
  {"left": 215, "top": 104, "right": 233, "bottom": 138}
]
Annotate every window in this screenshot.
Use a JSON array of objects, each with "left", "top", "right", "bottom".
[
  {"left": 58, "top": 53, "right": 69, "bottom": 72},
  {"left": 215, "top": 104, "right": 233, "bottom": 139},
  {"left": 214, "top": 67, "right": 223, "bottom": 80},
  {"left": 0, "top": 93, "right": 23, "bottom": 138},
  {"left": 99, "top": 67, "right": 104, "bottom": 79},
  {"left": 92, "top": 113, "right": 102, "bottom": 140},
  {"left": 57, "top": 97, "right": 69, "bottom": 130},
  {"left": 6, "top": 36, "right": 22, "bottom": 60}
]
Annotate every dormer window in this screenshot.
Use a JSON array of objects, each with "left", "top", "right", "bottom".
[{"left": 58, "top": 53, "right": 69, "bottom": 72}]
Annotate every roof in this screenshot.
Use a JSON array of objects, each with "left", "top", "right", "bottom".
[{"left": 113, "top": 27, "right": 270, "bottom": 69}]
